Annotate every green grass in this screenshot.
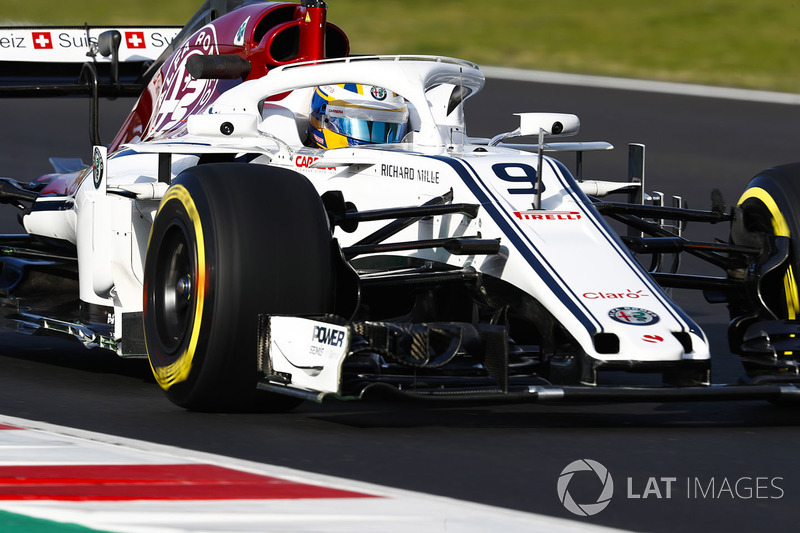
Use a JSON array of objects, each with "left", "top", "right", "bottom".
[
  {"left": 0, "top": 510, "right": 105, "bottom": 533},
  {"left": 3, "top": 0, "right": 799, "bottom": 93}
]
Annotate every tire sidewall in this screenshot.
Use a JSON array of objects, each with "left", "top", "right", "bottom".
[{"left": 144, "top": 177, "right": 219, "bottom": 406}]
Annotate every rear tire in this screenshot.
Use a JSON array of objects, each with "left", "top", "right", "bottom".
[{"left": 143, "top": 163, "right": 334, "bottom": 411}]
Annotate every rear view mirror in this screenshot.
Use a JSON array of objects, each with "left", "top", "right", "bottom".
[
  {"left": 516, "top": 113, "right": 580, "bottom": 137},
  {"left": 97, "top": 30, "right": 121, "bottom": 58},
  {"left": 489, "top": 112, "right": 580, "bottom": 146}
]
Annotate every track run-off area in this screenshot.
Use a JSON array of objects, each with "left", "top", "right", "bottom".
[{"left": 0, "top": 415, "right": 618, "bottom": 532}]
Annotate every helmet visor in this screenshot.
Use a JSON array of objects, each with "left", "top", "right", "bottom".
[
  {"left": 324, "top": 100, "right": 409, "bottom": 144},
  {"left": 326, "top": 116, "right": 409, "bottom": 144}
]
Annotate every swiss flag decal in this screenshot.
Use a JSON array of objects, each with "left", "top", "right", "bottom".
[
  {"left": 32, "top": 32, "right": 53, "bottom": 49},
  {"left": 125, "top": 31, "right": 146, "bottom": 49}
]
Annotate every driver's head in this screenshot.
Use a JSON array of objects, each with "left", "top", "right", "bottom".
[{"left": 308, "top": 84, "right": 409, "bottom": 148}]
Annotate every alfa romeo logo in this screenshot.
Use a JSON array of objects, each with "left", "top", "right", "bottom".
[
  {"left": 608, "top": 306, "right": 659, "bottom": 325},
  {"left": 557, "top": 459, "right": 614, "bottom": 516},
  {"left": 370, "top": 86, "right": 387, "bottom": 100},
  {"left": 93, "top": 147, "right": 104, "bottom": 189}
]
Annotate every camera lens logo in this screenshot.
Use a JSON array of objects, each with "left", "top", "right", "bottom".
[{"left": 557, "top": 459, "right": 614, "bottom": 516}]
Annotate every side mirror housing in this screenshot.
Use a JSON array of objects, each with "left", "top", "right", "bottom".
[
  {"left": 516, "top": 113, "right": 580, "bottom": 137},
  {"left": 489, "top": 112, "right": 580, "bottom": 146},
  {"left": 97, "top": 30, "right": 121, "bottom": 58}
]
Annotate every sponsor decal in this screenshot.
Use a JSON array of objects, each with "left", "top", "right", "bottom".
[
  {"left": 294, "top": 155, "right": 335, "bottom": 170},
  {"left": 31, "top": 31, "right": 53, "bottom": 49},
  {"left": 557, "top": 459, "right": 614, "bottom": 517},
  {"left": 150, "top": 31, "right": 178, "bottom": 48},
  {"left": 514, "top": 210, "right": 580, "bottom": 220},
  {"left": 92, "top": 147, "right": 104, "bottom": 189},
  {"left": 380, "top": 164, "right": 440, "bottom": 184},
  {"left": 0, "top": 28, "right": 178, "bottom": 62},
  {"left": 0, "top": 34, "right": 26, "bottom": 49},
  {"left": 58, "top": 33, "right": 98, "bottom": 49},
  {"left": 583, "top": 289, "right": 649, "bottom": 300},
  {"left": 642, "top": 334, "right": 664, "bottom": 343},
  {"left": 370, "top": 86, "right": 387, "bottom": 100},
  {"left": 312, "top": 325, "right": 346, "bottom": 348},
  {"left": 234, "top": 17, "right": 250, "bottom": 46},
  {"left": 608, "top": 306, "right": 660, "bottom": 325},
  {"left": 125, "top": 31, "right": 146, "bottom": 49},
  {"left": 151, "top": 24, "right": 219, "bottom": 135},
  {"left": 308, "top": 323, "right": 348, "bottom": 357},
  {"left": 327, "top": 106, "right": 346, "bottom": 118}
]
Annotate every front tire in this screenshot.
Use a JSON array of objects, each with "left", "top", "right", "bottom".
[
  {"left": 735, "top": 163, "right": 800, "bottom": 320},
  {"left": 143, "top": 163, "right": 334, "bottom": 410},
  {"left": 732, "top": 163, "right": 800, "bottom": 379}
]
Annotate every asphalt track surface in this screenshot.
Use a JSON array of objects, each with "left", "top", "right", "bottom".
[{"left": 1, "top": 78, "right": 800, "bottom": 532}]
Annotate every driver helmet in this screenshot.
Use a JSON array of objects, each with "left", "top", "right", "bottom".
[{"left": 308, "top": 84, "right": 409, "bottom": 148}]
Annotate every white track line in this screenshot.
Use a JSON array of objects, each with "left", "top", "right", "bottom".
[{"left": 481, "top": 65, "right": 800, "bottom": 105}]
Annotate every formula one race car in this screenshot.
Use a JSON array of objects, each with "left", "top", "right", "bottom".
[{"left": 1, "top": 0, "right": 799, "bottom": 410}]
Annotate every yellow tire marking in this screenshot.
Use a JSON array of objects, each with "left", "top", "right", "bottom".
[
  {"left": 146, "top": 185, "right": 207, "bottom": 390},
  {"left": 738, "top": 186, "right": 800, "bottom": 319}
]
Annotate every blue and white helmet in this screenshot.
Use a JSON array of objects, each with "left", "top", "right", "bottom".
[{"left": 309, "top": 84, "right": 409, "bottom": 148}]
